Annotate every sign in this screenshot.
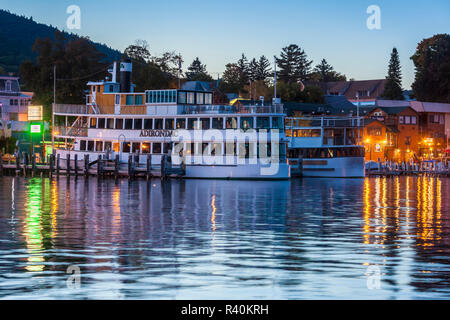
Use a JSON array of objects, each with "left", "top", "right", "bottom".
[
  {"left": 30, "top": 124, "right": 42, "bottom": 134},
  {"left": 28, "top": 105, "right": 43, "bottom": 121},
  {"left": 140, "top": 129, "right": 174, "bottom": 138}
]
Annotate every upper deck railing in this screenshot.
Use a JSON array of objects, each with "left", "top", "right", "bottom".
[
  {"left": 54, "top": 103, "right": 285, "bottom": 116},
  {"left": 285, "top": 117, "right": 364, "bottom": 129}
]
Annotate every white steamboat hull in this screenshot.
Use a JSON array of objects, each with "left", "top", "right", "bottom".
[{"left": 301, "top": 157, "right": 365, "bottom": 178}]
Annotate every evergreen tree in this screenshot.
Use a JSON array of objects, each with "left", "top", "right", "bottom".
[
  {"left": 311, "top": 58, "right": 346, "bottom": 82},
  {"left": 185, "top": 57, "right": 212, "bottom": 81},
  {"left": 255, "top": 55, "right": 272, "bottom": 82},
  {"left": 248, "top": 58, "right": 258, "bottom": 82},
  {"left": 236, "top": 53, "right": 249, "bottom": 85},
  {"left": 221, "top": 63, "right": 243, "bottom": 93},
  {"left": 276, "top": 44, "right": 313, "bottom": 83},
  {"left": 382, "top": 47, "right": 404, "bottom": 100}
]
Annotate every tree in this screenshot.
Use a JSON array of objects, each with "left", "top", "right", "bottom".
[
  {"left": 276, "top": 44, "right": 313, "bottom": 83},
  {"left": 152, "top": 51, "right": 183, "bottom": 79},
  {"left": 185, "top": 57, "right": 212, "bottom": 81},
  {"left": 381, "top": 48, "right": 404, "bottom": 100},
  {"left": 411, "top": 34, "right": 450, "bottom": 103},
  {"left": 20, "top": 31, "right": 108, "bottom": 119},
  {"left": 221, "top": 63, "right": 243, "bottom": 93},
  {"left": 255, "top": 55, "right": 272, "bottom": 83},
  {"left": 276, "top": 81, "right": 324, "bottom": 103},
  {"left": 123, "top": 39, "right": 150, "bottom": 62},
  {"left": 236, "top": 53, "right": 249, "bottom": 85},
  {"left": 248, "top": 58, "right": 258, "bottom": 82},
  {"left": 311, "top": 58, "right": 347, "bottom": 82},
  {"left": 0, "top": 66, "right": 5, "bottom": 74}
]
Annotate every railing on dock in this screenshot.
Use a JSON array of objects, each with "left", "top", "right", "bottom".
[
  {"left": 0, "top": 152, "right": 185, "bottom": 180},
  {"left": 366, "top": 160, "right": 450, "bottom": 177}
]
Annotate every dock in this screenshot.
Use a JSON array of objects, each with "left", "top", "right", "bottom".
[
  {"left": 366, "top": 160, "right": 450, "bottom": 177},
  {"left": 0, "top": 153, "right": 185, "bottom": 180}
]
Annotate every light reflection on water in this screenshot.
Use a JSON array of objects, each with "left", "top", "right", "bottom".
[{"left": 0, "top": 176, "right": 449, "bottom": 299}]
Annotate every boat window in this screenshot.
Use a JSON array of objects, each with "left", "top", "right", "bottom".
[
  {"left": 87, "top": 141, "right": 95, "bottom": 151},
  {"left": 142, "top": 143, "right": 151, "bottom": 154},
  {"left": 225, "top": 142, "right": 237, "bottom": 156},
  {"left": 144, "top": 119, "right": 153, "bottom": 129},
  {"left": 116, "top": 119, "right": 123, "bottom": 130},
  {"left": 279, "top": 143, "right": 287, "bottom": 160},
  {"left": 153, "top": 143, "right": 162, "bottom": 154},
  {"left": 196, "top": 92, "right": 204, "bottom": 104},
  {"left": 126, "top": 95, "right": 134, "bottom": 105},
  {"left": 178, "top": 92, "right": 186, "bottom": 104},
  {"left": 164, "top": 143, "right": 172, "bottom": 154},
  {"left": 154, "top": 119, "right": 163, "bottom": 129},
  {"left": 104, "top": 142, "right": 112, "bottom": 151},
  {"left": 165, "top": 119, "right": 174, "bottom": 130},
  {"left": 272, "top": 117, "right": 283, "bottom": 129},
  {"left": 134, "top": 119, "right": 143, "bottom": 130},
  {"left": 90, "top": 118, "right": 97, "bottom": 129},
  {"left": 135, "top": 95, "right": 143, "bottom": 105},
  {"left": 122, "top": 142, "right": 131, "bottom": 153},
  {"left": 188, "top": 118, "right": 198, "bottom": 130},
  {"left": 205, "top": 93, "right": 213, "bottom": 105},
  {"left": 132, "top": 143, "right": 140, "bottom": 153},
  {"left": 176, "top": 118, "right": 186, "bottom": 129},
  {"left": 211, "top": 143, "right": 222, "bottom": 156},
  {"left": 98, "top": 118, "right": 106, "bottom": 129},
  {"left": 256, "top": 117, "right": 270, "bottom": 129},
  {"left": 95, "top": 141, "right": 103, "bottom": 152},
  {"left": 113, "top": 143, "right": 120, "bottom": 152},
  {"left": 226, "top": 117, "right": 238, "bottom": 129},
  {"left": 240, "top": 117, "right": 254, "bottom": 130},
  {"left": 107, "top": 118, "right": 115, "bottom": 129},
  {"left": 80, "top": 140, "right": 86, "bottom": 151},
  {"left": 125, "top": 119, "right": 133, "bottom": 130},
  {"left": 212, "top": 118, "right": 223, "bottom": 129},
  {"left": 187, "top": 92, "right": 195, "bottom": 104},
  {"left": 200, "top": 118, "right": 210, "bottom": 130}
]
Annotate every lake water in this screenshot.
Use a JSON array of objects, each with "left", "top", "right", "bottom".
[{"left": 0, "top": 176, "right": 449, "bottom": 300}]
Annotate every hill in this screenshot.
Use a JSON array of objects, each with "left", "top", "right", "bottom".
[{"left": 0, "top": 9, "right": 122, "bottom": 74}]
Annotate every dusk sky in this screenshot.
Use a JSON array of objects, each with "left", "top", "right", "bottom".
[{"left": 2, "top": 0, "right": 450, "bottom": 89}]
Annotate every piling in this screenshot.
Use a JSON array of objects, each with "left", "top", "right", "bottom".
[
  {"left": 146, "top": 154, "right": 152, "bottom": 180},
  {"left": 114, "top": 154, "right": 119, "bottom": 179},
  {"left": 84, "top": 154, "right": 89, "bottom": 177},
  {"left": 32, "top": 154, "right": 37, "bottom": 177},
  {"left": 161, "top": 155, "right": 167, "bottom": 180},
  {"left": 67, "top": 154, "right": 71, "bottom": 176},
  {"left": 0, "top": 153, "right": 3, "bottom": 177},
  {"left": 97, "top": 155, "right": 102, "bottom": 178},
  {"left": 56, "top": 154, "right": 60, "bottom": 176},
  {"left": 49, "top": 154, "right": 55, "bottom": 176},
  {"left": 74, "top": 154, "right": 78, "bottom": 177}
]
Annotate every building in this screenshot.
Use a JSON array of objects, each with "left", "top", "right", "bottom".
[
  {"left": 324, "top": 79, "right": 387, "bottom": 106},
  {"left": 365, "top": 106, "right": 420, "bottom": 162},
  {"left": 0, "top": 76, "right": 32, "bottom": 122},
  {"left": 377, "top": 100, "right": 450, "bottom": 158}
]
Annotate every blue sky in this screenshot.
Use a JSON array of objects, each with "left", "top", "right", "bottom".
[{"left": 2, "top": 0, "right": 450, "bottom": 89}]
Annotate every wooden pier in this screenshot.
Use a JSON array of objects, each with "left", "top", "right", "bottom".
[
  {"left": 366, "top": 160, "right": 450, "bottom": 177},
  {"left": 0, "top": 153, "right": 186, "bottom": 180}
]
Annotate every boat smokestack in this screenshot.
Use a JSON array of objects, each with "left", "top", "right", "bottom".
[{"left": 120, "top": 60, "right": 132, "bottom": 92}]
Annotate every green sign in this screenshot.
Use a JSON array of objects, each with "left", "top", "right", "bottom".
[{"left": 30, "top": 124, "right": 42, "bottom": 134}]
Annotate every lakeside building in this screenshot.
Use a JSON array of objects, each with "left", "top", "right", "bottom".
[{"left": 364, "top": 106, "right": 420, "bottom": 162}]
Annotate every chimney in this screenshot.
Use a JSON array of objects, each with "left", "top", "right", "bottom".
[{"left": 120, "top": 60, "right": 132, "bottom": 92}]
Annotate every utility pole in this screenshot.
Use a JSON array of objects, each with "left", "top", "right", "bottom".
[
  {"left": 273, "top": 56, "right": 277, "bottom": 102},
  {"left": 52, "top": 65, "right": 56, "bottom": 153}
]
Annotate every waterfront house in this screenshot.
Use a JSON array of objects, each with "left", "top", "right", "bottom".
[
  {"left": 366, "top": 106, "right": 420, "bottom": 161},
  {"left": 0, "top": 76, "right": 32, "bottom": 122}
]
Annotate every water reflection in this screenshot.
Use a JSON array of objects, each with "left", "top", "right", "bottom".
[{"left": 0, "top": 176, "right": 448, "bottom": 299}]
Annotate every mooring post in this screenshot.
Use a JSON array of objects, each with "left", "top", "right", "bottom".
[
  {"left": 97, "top": 155, "right": 102, "bottom": 178},
  {"left": 32, "top": 154, "right": 37, "bottom": 177},
  {"left": 114, "top": 154, "right": 120, "bottom": 179},
  {"left": 56, "top": 154, "right": 60, "bottom": 176},
  {"left": 74, "top": 154, "right": 78, "bottom": 177},
  {"left": 84, "top": 154, "right": 89, "bottom": 177},
  {"left": 15, "top": 152, "right": 20, "bottom": 175},
  {"left": 49, "top": 154, "right": 54, "bottom": 176},
  {"left": 67, "top": 154, "right": 71, "bottom": 176},
  {"left": 146, "top": 154, "right": 152, "bottom": 180},
  {"left": 23, "top": 152, "right": 28, "bottom": 176},
  {"left": 0, "top": 153, "right": 3, "bottom": 177},
  {"left": 128, "top": 154, "right": 133, "bottom": 180},
  {"left": 161, "top": 155, "right": 166, "bottom": 180},
  {"left": 298, "top": 155, "right": 303, "bottom": 177}
]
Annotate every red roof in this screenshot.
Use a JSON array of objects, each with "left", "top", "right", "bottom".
[{"left": 327, "top": 79, "right": 387, "bottom": 101}]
